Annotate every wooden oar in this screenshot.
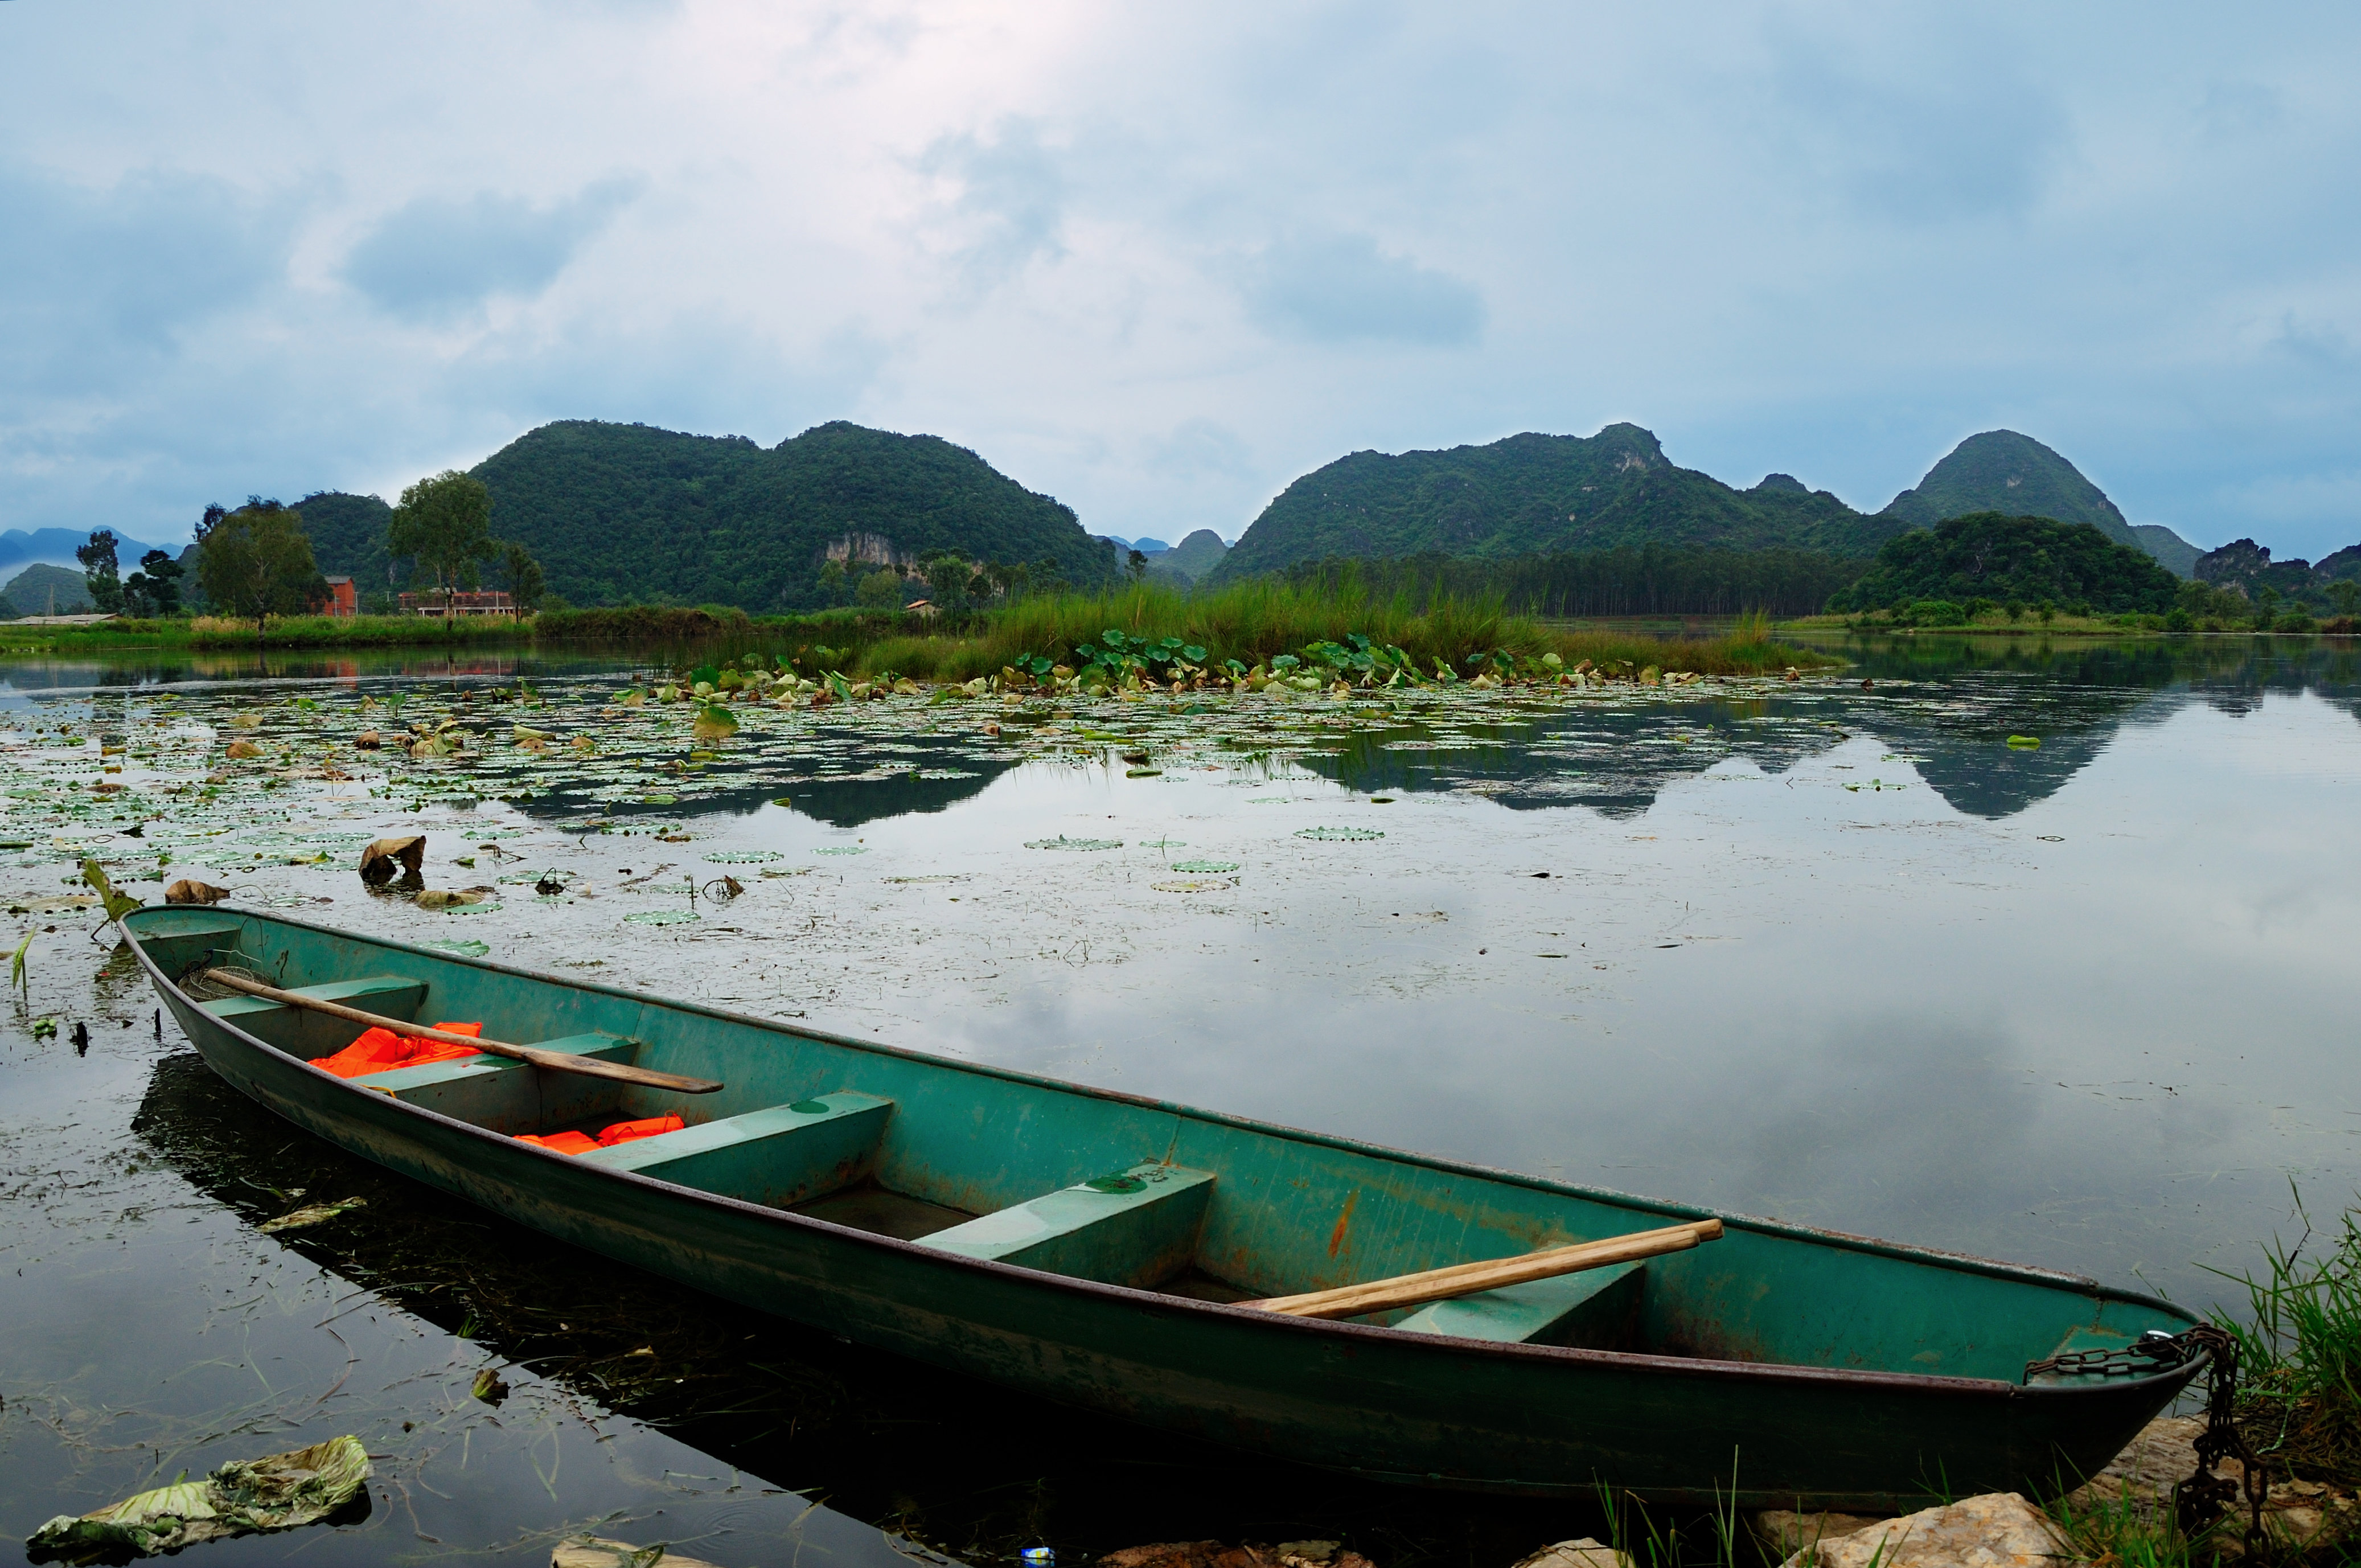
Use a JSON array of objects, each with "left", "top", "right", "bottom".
[
  {"left": 1241, "top": 1217, "right": 1723, "bottom": 1319},
  {"left": 202, "top": 969, "right": 722, "bottom": 1095}
]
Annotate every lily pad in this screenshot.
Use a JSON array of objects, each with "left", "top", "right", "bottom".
[
  {"left": 1152, "top": 879, "right": 1231, "bottom": 893},
  {"left": 813, "top": 845, "right": 868, "bottom": 856},
  {"left": 1025, "top": 835, "right": 1123, "bottom": 851},
  {"left": 623, "top": 909, "right": 700, "bottom": 926},
  {"left": 2006, "top": 735, "right": 2041, "bottom": 749},
  {"left": 1171, "top": 859, "right": 1240, "bottom": 873},
  {"left": 704, "top": 849, "right": 783, "bottom": 864},
  {"left": 425, "top": 938, "right": 491, "bottom": 958},
  {"left": 1295, "top": 827, "right": 1384, "bottom": 841}
]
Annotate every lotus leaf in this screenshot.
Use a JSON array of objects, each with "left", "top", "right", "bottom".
[{"left": 30, "top": 1435, "right": 370, "bottom": 1558}]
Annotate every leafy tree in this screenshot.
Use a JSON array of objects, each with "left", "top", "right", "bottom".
[
  {"left": 75, "top": 530, "right": 123, "bottom": 614},
  {"left": 1826, "top": 514, "right": 2179, "bottom": 616},
  {"left": 122, "top": 549, "right": 184, "bottom": 617},
  {"left": 855, "top": 569, "right": 904, "bottom": 608},
  {"left": 495, "top": 540, "right": 545, "bottom": 611},
  {"left": 2328, "top": 581, "right": 2361, "bottom": 620},
  {"left": 1126, "top": 548, "right": 1148, "bottom": 584},
  {"left": 921, "top": 552, "right": 972, "bottom": 612},
  {"left": 388, "top": 471, "right": 495, "bottom": 605},
  {"left": 815, "top": 559, "right": 849, "bottom": 606},
  {"left": 195, "top": 499, "right": 323, "bottom": 632}
]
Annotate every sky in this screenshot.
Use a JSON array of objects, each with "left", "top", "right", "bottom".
[{"left": 3, "top": 2, "right": 2358, "bottom": 558}]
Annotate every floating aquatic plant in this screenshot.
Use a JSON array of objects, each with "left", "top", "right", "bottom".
[
  {"left": 1171, "top": 859, "right": 1239, "bottom": 873},
  {"left": 703, "top": 850, "right": 783, "bottom": 864},
  {"left": 1024, "top": 835, "right": 1122, "bottom": 851},
  {"left": 622, "top": 909, "right": 699, "bottom": 926},
  {"left": 1295, "top": 827, "right": 1383, "bottom": 841}
]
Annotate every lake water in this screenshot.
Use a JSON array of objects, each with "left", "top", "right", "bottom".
[{"left": 2, "top": 636, "right": 2356, "bottom": 1565}]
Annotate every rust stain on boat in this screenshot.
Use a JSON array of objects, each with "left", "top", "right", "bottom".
[{"left": 1327, "top": 1190, "right": 1360, "bottom": 1258}]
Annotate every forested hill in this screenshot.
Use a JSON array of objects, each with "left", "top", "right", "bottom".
[
  {"left": 295, "top": 491, "right": 396, "bottom": 594},
  {"left": 459, "top": 420, "right": 1114, "bottom": 610},
  {"left": 1205, "top": 425, "right": 1914, "bottom": 584},
  {"left": 1879, "top": 430, "right": 2200, "bottom": 576}
]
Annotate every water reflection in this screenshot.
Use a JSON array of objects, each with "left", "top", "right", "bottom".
[{"left": 1296, "top": 636, "right": 2361, "bottom": 820}]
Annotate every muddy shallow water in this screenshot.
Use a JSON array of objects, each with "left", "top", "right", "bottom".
[{"left": 2, "top": 636, "right": 2355, "bottom": 1565}]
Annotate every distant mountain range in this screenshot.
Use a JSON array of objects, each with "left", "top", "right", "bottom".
[
  {"left": 222, "top": 417, "right": 2257, "bottom": 613},
  {"left": 1209, "top": 426, "right": 2208, "bottom": 584},
  {"left": 0, "top": 527, "right": 169, "bottom": 579}
]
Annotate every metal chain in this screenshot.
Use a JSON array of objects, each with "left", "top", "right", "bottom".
[
  {"left": 2173, "top": 1324, "right": 2268, "bottom": 1555},
  {"left": 2023, "top": 1325, "right": 2266, "bottom": 1553}
]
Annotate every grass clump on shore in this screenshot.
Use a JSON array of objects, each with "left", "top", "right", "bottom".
[
  {"left": 849, "top": 581, "right": 1828, "bottom": 686},
  {"left": 182, "top": 614, "right": 535, "bottom": 648},
  {"left": 2212, "top": 1194, "right": 2361, "bottom": 1487}
]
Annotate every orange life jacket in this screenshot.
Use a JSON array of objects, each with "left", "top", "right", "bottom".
[{"left": 310, "top": 1022, "right": 483, "bottom": 1079}]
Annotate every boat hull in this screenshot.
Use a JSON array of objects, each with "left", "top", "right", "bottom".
[{"left": 129, "top": 909, "right": 2201, "bottom": 1506}]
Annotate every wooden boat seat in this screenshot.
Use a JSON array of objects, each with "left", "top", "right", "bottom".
[
  {"left": 1393, "top": 1258, "right": 1645, "bottom": 1347},
  {"left": 917, "top": 1161, "right": 1215, "bottom": 1288},
  {"left": 203, "top": 974, "right": 428, "bottom": 1057},
  {"left": 578, "top": 1091, "right": 893, "bottom": 1209},
  {"left": 352, "top": 1032, "right": 639, "bottom": 1133}
]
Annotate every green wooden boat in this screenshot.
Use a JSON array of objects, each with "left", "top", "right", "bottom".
[{"left": 124, "top": 905, "right": 2206, "bottom": 1507}]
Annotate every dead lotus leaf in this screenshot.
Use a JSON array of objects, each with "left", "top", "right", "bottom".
[
  {"left": 359, "top": 835, "right": 426, "bottom": 885},
  {"left": 166, "top": 879, "right": 231, "bottom": 905},
  {"left": 413, "top": 889, "right": 485, "bottom": 910},
  {"left": 224, "top": 738, "right": 262, "bottom": 759},
  {"left": 354, "top": 730, "right": 381, "bottom": 750},
  {"left": 553, "top": 1537, "right": 726, "bottom": 1568}
]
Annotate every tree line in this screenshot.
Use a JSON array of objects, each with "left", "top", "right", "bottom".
[
  {"left": 1276, "top": 545, "right": 1867, "bottom": 618},
  {"left": 72, "top": 471, "right": 548, "bottom": 627}
]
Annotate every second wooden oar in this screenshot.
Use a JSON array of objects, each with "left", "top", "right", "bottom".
[
  {"left": 1242, "top": 1217, "right": 1723, "bottom": 1319},
  {"left": 202, "top": 969, "right": 723, "bottom": 1094}
]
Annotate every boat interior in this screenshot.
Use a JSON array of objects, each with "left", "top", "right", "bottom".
[{"left": 133, "top": 909, "right": 2185, "bottom": 1381}]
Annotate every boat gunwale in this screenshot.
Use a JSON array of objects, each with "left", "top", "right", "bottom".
[{"left": 122, "top": 907, "right": 2207, "bottom": 1401}]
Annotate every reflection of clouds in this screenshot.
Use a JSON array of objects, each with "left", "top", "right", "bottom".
[{"left": 1716, "top": 1007, "right": 2044, "bottom": 1231}]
